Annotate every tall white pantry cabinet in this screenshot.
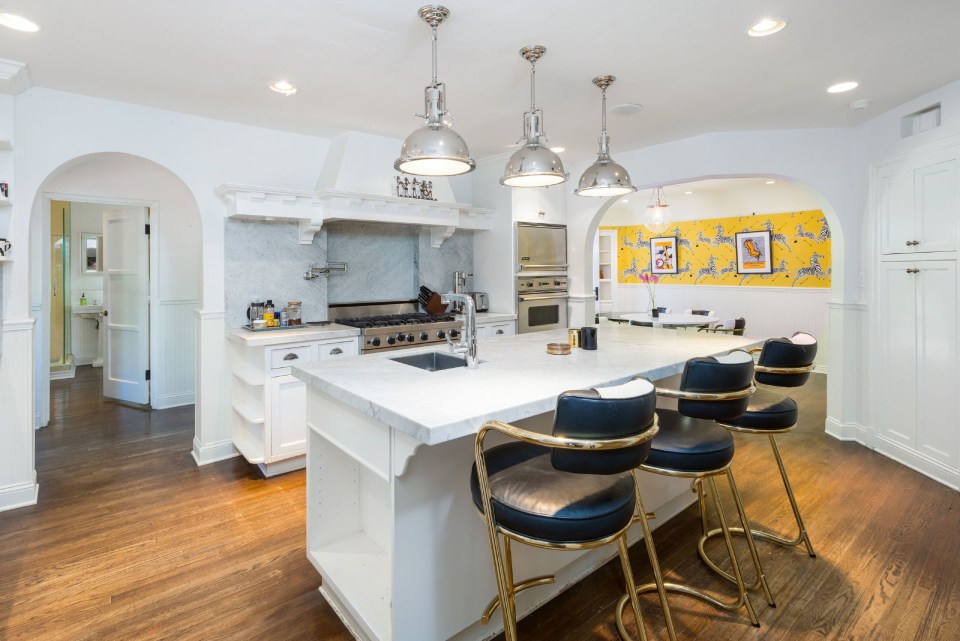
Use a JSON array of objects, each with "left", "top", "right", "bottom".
[{"left": 874, "top": 142, "right": 960, "bottom": 488}]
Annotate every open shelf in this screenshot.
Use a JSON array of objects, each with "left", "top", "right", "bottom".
[
  {"left": 231, "top": 400, "right": 264, "bottom": 424},
  {"left": 309, "top": 532, "right": 391, "bottom": 641}
]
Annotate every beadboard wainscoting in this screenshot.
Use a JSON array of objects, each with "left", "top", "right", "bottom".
[
  {"left": 0, "top": 318, "right": 39, "bottom": 511},
  {"left": 72, "top": 313, "right": 100, "bottom": 366},
  {"left": 153, "top": 300, "right": 197, "bottom": 409},
  {"left": 613, "top": 284, "right": 830, "bottom": 370}
]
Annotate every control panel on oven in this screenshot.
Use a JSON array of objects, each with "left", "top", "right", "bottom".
[{"left": 518, "top": 275, "right": 568, "bottom": 294}]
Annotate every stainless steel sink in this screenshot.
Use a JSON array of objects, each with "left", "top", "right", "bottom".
[{"left": 390, "top": 352, "right": 468, "bottom": 372}]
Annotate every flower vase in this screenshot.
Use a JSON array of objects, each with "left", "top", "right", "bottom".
[{"left": 651, "top": 307, "right": 659, "bottom": 318}]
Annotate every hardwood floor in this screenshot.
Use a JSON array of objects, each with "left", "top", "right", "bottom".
[{"left": 1, "top": 368, "right": 957, "bottom": 640}]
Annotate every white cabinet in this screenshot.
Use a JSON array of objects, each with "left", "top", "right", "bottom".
[
  {"left": 595, "top": 229, "right": 616, "bottom": 314},
  {"left": 228, "top": 331, "right": 360, "bottom": 476},
  {"left": 476, "top": 320, "right": 515, "bottom": 340},
  {"left": 879, "top": 148, "right": 958, "bottom": 255},
  {"left": 878, "top": 260, "right": 958, "bottom": 471}
]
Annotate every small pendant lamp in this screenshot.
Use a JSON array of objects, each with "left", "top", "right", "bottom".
[
  {"left": 575, "top": 75, "right": 637, "bottom": 197},
  {"left": 500, "top": 45, "right": 566, "bottom": 187},
  {"left": 395, "top": 5, "right": 476, "bottom": 177},
  {"left": 644, "top": 186, "right": 672, "bottom": 234}
]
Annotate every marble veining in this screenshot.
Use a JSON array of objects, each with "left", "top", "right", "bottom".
[
  {"left": 224, "top": 219, "right": 329, "bottom": 328},
  {"left": 326, "top": 221, "right": 419, "bottom": 304},
  {"left": 293, "top": 325, "right": 763, "bottom": 446},
  {"left": 417, "top": 228, "right": 474, "bottom": 295}
]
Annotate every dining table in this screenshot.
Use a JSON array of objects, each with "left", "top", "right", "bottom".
[{"left": 613, "top": 312, "right": 717, "bottom": 327}]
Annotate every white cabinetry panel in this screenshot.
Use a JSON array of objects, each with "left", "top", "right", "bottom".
[
  {"left": 879, "top": 149, "right": 958, "bottom": 255},
  {"left": 269, "top": 375, "right": 308, "bottom": 458},
  {"left": 878, "top": 263, "right": 920, "bottom": 448},
  {"left": 915, "top": 160, "right": 958, "bottom": 254}
]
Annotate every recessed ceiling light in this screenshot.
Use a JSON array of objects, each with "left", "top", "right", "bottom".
[
  {"left": 765, "top": 180, "right": 777, "bottom": 185},
  {"left": 827, "top": 81, "right": 859, "bottom": 94},
  {"left": 684, "top": 190, "right": 694, "bottom": 195},
  {"left": 269, "top": 80, "right": 298, "bottom": 96},
  {"left": 549, "top": 147, "right": 565, "bottom": 153},
  {"left": 610, "top": 103, "right": 644, "bottom": 116},
  {"left": 0, "top": 11, "right": 41, "bottom": 32},
  {"left": 748, "top": 17, "right": 787, "bottom": 37}
]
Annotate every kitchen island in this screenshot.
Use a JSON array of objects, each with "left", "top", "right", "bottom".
[{"left": 292, "top": 325, "right": 762, "bottom": 641}]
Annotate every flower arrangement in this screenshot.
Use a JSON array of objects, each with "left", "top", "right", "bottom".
[{"left": 639, "top": 273, "right": 660, "bottom": 312}]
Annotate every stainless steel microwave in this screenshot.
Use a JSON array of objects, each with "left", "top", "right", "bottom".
[{"left": 516, "top": 222, "right": 567, "bottom": 272}]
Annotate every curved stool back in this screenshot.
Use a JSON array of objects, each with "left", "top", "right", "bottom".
[
  {"left": 755, "top": 332, "right": 817, "bottom": 387},
  {"left": 675, "top": 351, "right": 755, "bottom": 420}
]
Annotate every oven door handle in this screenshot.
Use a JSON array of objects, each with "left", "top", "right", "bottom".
[{"left": 518, "top": 293, "right": 570, "bottom": 301}]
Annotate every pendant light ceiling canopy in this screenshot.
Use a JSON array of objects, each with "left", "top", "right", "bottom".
[
  {"left": 575, "top": 75, "right": 637, "bottom": 198},
  {"left": 643, "top": 186, "right": 672, "bottom": 234},
  {"left": 395, "top": 5, "right": 476, "bottom": 177},
  {"left": 501, "top": 45, "right": 566, "bottom": 188}
]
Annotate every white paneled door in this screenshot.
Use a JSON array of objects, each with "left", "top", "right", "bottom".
[{"left": 102, "top": 207, "right": 150, "bottom": 404}]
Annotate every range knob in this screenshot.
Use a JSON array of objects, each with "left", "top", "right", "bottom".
[
  {"left": 554, "top": 280, "right": 562, "bottom": 286},
  {"left": 450, "top": 329, "right": 461, "bottom": 340},
  {"left": 526, "top": 281, "right": 534, "bottom": 287},
  {"left": 370, "top": 337, "right": 382, "bottom": 347},
  {"left": 386, "top": 336, "right": 396, "bottom": 345},
  {"left": 436, "top": 330, "right": 446, "bottom": 340},
  {"left": 406, "top": 333, "right": 415, "bottom": 343},
  {"left": 396, "top": 333, "right": 407, "bottom": 343},
  {"left": 419, "top": 332, "right": 429, "bottom": 341}
]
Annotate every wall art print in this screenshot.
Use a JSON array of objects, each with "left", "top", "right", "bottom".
[
  {"left": 611, "top": 210, "right": 831, "bottom": 288},
  {"left": 735, "top": 230, "right": 772, "bottom": 274},
  {"left": 650, "top": 236, "right": 678, "bottom": 274}
]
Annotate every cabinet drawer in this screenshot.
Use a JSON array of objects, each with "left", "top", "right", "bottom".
[
  {"left": 269, "top": 345, "right": 313, "bottom": 369},
  {"left": 317, "top": 339, "right": 359, "bottom": 360}
]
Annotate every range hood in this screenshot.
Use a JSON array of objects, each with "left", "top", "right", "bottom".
[{"left": 217, "top": 131, "right": 492, "bottom": 246}]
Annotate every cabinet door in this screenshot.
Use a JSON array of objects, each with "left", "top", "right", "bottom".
[
  {"left": 915, "top": 261, "right": 958, "bottom": 468},
  {"left": 488, "top": 322, "right": 515, "bottom": 338},
  {"left": 914, "top": 159, "right": 958, "bottom": 254},
  {"left": 268, "top": 374, "right": 307, "bottom": 459},
  {"left": 475, "top": 325, "right": 490, "bottom": 340},
  {"left": 879, "top": 168, "right": 916, "bottom": 255},
  {"left": 877, "top": 263, "right": 919, "bottom": 449}
]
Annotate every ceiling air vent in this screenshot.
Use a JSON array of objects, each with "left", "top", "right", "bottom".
[{"left": 901, "top": 103, "right": 941, "bottom": 138}]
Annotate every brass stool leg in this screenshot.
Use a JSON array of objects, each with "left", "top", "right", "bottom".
[
  {"left": 725, "top": 468, "right": 776, "bottom": 607},
  {"left": 631, "top": 484, "right": 678, "bottom": 641},
  {"left": 483, "top": 527, "right": 518, "bottom": 641},
  {"left": 481, "top": 536, "right": 556, "bottom": 624},
  {"left": 707, "top": 476, "right": 760, "bottom": 627},
  {"left": 615, "top": 534, "right": 650, "bottom": 641},
  {"left": 769, "top": 435, "right": 816, "bottom": 557}
]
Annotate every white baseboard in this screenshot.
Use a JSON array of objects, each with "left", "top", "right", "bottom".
[
  {"left": 74, "top": 355, "right": 97, "bottom": 366},
  {"left": 153, "top": 393, "right": 196, "bottom": 410},
  {"left": 824, "top": 417, "right": 864, "bottom": 442},
  {"left": 0, "top": 479, "right": 39, "bottom": 512},
  {"left": 49, "top": 367, "right": 75, "bottom": 380},
  {"left": 874, "top": 438, "right": 960, "bottom": 491},
  {"left": 191, "top": 437, "right": 239, "bottom": 466}
]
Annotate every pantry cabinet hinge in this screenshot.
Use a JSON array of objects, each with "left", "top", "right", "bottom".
[
  {"left": 145, "top": 369, "right": 151, "bottom": 381},
  {"left": 145, "top": 224, "right": 151, "bottom": 235}
]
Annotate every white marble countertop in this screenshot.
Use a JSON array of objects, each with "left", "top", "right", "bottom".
[
  {"left": 460, "top": 311, "right": 517, "bottom": 324},
  {"left": 292, "top": 325, "right": 763, "bottom": 446},
  {"left": 226, "top": 324, "right": 360, "bottom": 347}
]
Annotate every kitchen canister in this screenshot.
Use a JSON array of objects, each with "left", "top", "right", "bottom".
[
  {"left": 581, "top": 326, "right": 598, "bottom": 350},
  {"left": 567, "top": 328, "right": 582, "bottom": 348}
]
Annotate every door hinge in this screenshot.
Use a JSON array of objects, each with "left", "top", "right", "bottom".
[
  {"left": 145, "top": 224, "right": 151, "bottom": 235},
  {"left": 145, "top": 369, "right": 151, "bottom": 381}
]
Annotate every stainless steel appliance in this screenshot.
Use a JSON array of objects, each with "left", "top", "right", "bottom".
[
  {"left": 330, "top": 300, "right": 464, "bottom": 353},
  {"left": 517, "top": 276, "right": 569, "bottom": 333},
  {"left": 467, "top": 292, "right": 489, "bottom": 312},
  {"left": 516, "top": 222, "right": 567, "bottom": 271}
]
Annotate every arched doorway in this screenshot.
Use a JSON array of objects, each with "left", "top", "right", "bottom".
[{"left": 29, "top": 153, "right": 203, "bottom": 426}]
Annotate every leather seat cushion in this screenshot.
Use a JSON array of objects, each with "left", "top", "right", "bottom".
[
  {"left": 645, "top": 409, "right": 735, "bottom": 472},
  {"left": 470, "top": 442, "right": 636, "bottom": 544},
  {"left": 723, "top": 387, "right": 798, "bottom": 430}
]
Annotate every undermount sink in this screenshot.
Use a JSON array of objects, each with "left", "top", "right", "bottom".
[{"left": 390, "top": 352, "right": 468, "bottom": 372}]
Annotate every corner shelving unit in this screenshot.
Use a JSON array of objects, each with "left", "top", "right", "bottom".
[{"left": 597, "top": 229, "right": 616, "bottom": 314}]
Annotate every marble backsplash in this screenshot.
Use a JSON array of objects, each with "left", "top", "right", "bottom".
[{"left": 224, "top": 219, "right": 474, "bottom": 327}]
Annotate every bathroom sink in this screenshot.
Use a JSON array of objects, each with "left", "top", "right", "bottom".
[{"left": 390, "top": 352, "right": 468, "bottom": 372}]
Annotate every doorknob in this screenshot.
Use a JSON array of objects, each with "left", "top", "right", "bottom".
[{"left": 102, "top": 309, "right": 108, "bottom": 316}]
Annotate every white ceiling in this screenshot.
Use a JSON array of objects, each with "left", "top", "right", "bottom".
[{"left": 2, "top": 0, "right": 960, "bottom": 160}]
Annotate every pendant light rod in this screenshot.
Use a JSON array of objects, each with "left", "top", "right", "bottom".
[{"left": 593, "top": 75, "right": 615, "bottom": 159}]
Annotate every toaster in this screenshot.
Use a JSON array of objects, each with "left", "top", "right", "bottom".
[{"left": 467, "top": 292, "right": 489, "bottom": 312}]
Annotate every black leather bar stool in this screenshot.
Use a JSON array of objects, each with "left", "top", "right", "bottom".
[
  {"left": 471, "top": 378, "right": 675, "bottom": 641},
  {"left": 697, "top": 332, "right": 818, "bottom": 576},
  {"left": 620, "top": 350, "right": 774, "bottom": 634}
]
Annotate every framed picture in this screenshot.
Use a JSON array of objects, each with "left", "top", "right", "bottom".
[
  {"left": 736, "top": 230, "right": 773, "bottom": 274},
  {"left": 649, "top": 236, "right": 678, "bottom": 274}
]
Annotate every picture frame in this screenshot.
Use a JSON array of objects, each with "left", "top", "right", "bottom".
[
  {"left": 735, "top": 230, "right": 773, "bottom": 274},
  {"left": 649, "top": 236, "right": 678, "bottom": 274}
]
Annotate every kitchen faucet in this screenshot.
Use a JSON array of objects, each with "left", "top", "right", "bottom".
[{"left": 440, "top": 292, "right": 478, "bottom": 368}]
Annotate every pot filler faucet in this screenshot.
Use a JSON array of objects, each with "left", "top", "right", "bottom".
[{"left": 440, "top": 292, "right": 478, "bottom": 368}]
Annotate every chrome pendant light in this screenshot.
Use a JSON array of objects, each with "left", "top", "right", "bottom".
[
  {"left": 575, "top": 76, "right": 637, "bottom": 197},
  {"left": 644, "top": 186, "right": 672, "bottom": 234},
  {"left": 395, "top": 5, "right": 476, "bottom": 177},
  {"left": 500, "top": 45, "right": 566, "bottom": 188}
]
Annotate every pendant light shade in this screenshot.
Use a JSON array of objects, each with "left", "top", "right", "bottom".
[
  {"left": 576, "top": 76, "right": 637, "bottom": 197},
  {"left": 643, "top": 187, "right": 672, "bottom": 234},
  {"left": 501, "top": 45, "right": 566, "bottom": 188},
  {"left": 395, "top": 6, "right": 476, "bottom": 177}
]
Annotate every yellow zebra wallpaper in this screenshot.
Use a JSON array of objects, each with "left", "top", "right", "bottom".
[{"left": 612, "top": 210, "right": 831, "bottom": 288}]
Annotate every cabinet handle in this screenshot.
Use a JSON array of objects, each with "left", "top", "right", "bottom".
[
  {"left": 906, "top": 268, "right": 920, "bottom": 274},
  {"left": 282, "top": 353, "right": 299, "bottom": 361},
  {"left": 329, "top": 347, "right": 343, "bottom": 355},
  {"left": 496, "top": 329, "right": 505, "bottom": 335},
  {"left": 905, "top": 240, "right": 920, "bottom": 246}
]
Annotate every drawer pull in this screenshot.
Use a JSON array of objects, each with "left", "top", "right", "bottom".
[
  {"left": 330, "top": 347, "right": 343, "bottom": 355},
  {"left": 282, "top": 353, "right": 299, "bottom": 361},
  {"left": 496, "top": 329, "right": 505, "bottom": 335}
]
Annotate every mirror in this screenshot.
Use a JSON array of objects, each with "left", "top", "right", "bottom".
[{"left": 81, "top": 233, "right": 102, "bottom": 273}]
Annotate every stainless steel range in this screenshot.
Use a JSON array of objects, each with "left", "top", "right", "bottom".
[{"left": 329, "top": 300, "right": 463, "bottom": 353}]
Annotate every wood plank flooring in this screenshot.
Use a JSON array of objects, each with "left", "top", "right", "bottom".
[{"left": 1, "top": 367, "right": 957, "bottom": 640}]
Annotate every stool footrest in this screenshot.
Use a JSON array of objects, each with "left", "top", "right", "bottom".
[
  {"left": 697, "top": 527, "right": 775, "bottom": 600},
  {"left": 480, "top": 575, "right": 555, "bottom": 624},
  {"left": 618, "top": 581, "right": 760, "bottom": 628}
]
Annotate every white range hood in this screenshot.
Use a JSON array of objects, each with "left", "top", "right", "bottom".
[{"left": 217, "top": 131, "right": 492, "bottom": 246}]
